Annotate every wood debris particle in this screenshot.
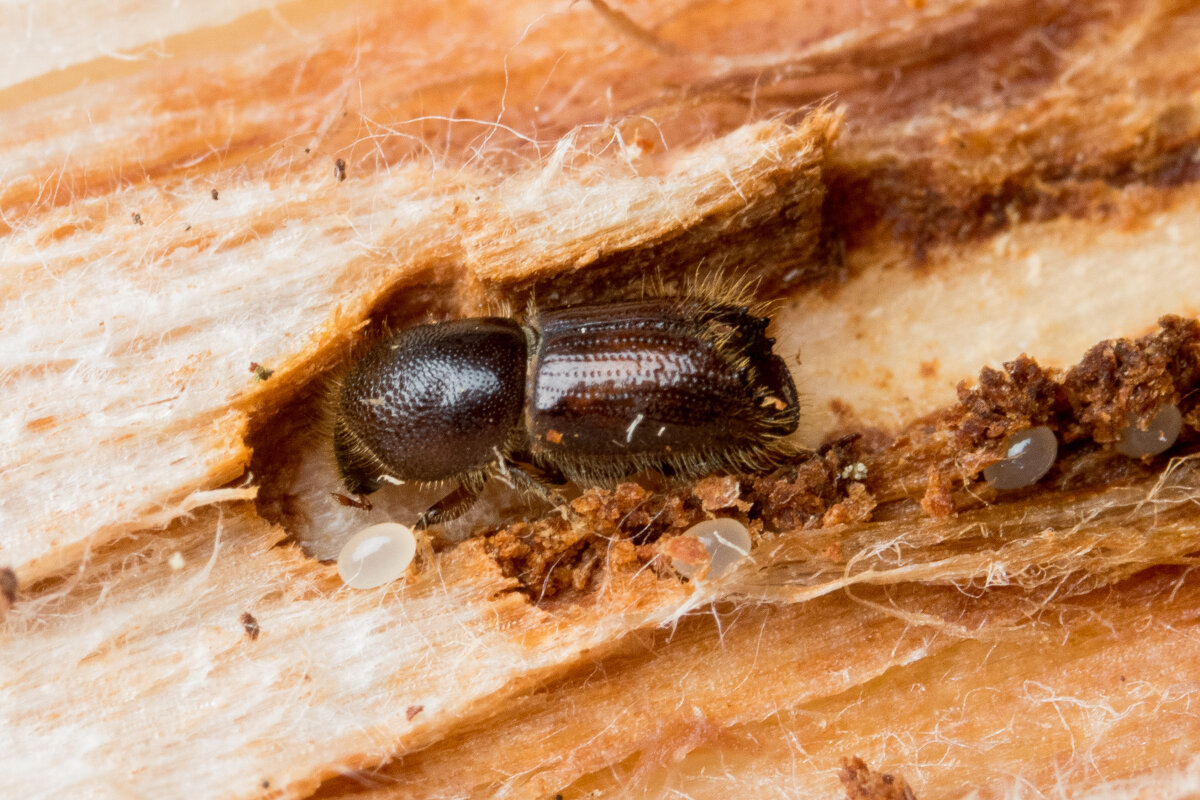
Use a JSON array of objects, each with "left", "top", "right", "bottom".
[
  {"left": 839, "top": 756, "right": 917, "bottom": 800},
  {"left": 0, "top": 567, "right": 16, "bottom": 620}
]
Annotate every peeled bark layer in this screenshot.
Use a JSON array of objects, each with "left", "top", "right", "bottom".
[{"left": 5, "top": 1, "right": 1200, "bottom": 799}]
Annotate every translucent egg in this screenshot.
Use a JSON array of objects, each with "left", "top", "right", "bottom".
[
  {"left": 338, "top": 523, "right": 416, "bottom": 589},
  {"left": 1116, "top": 403, "right": 1182, "bottom": 458},
  {"left": 673, "top": 518, "right": 752, "bottom": 579},
  {"left": 982, "top": 426, "right": 1058, "bottom": 490}
]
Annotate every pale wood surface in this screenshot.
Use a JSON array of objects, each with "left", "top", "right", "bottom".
[{"left": 4, "top": 1, "right": 1200, "bottom": 798}]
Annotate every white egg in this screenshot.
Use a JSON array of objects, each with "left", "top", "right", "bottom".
[
  {"left": 1116, "top": 404, "right": 1182, "bottom": 458},
  {"left": 983, "top": 426, "right": 1058, "bottom": 490},
  {"left": 673, "top": 518, "right": 752, "bottom": 579},
  {"left": 338, "top": 523, "right": 417, "bottom": 589}
]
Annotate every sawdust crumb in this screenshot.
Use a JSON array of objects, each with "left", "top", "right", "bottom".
[
  {"left": 839, "top": 756, "right": 917, "bottom": 800},
  {"left": 484, "top": 483, "right": 701, "bottom": 599},
  {"left": 240, "top": 611, "right": 260, "bottom": 641},
  {"left": 920, "top": 467, "right": 956, "bottom": 518},
  {"left": 693, "top": 475, "right": 748, "bottom": 512},
  {"left": 1063, "top": 315, "right": 1200, "bottom": 442},
  {"left": 0, "top": 567, "right": 16, "bottom": 620},
  {"left": 823, "top": 482, "right": 878, "bottom": 526}
]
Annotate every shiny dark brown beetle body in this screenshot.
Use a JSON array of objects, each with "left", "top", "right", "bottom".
[{"left": 333, "top": 296, "right": 798, "bottom": 527}]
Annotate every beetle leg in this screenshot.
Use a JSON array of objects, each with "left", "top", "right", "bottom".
[
  {"left": 415, "top": 482, "right": 484, "bottom": 530},
  {"left": 508, "top": 448, "right": 569, "bottom": 485},
  {"left": 491, "top": 446, "right": 515, "bottom": 488},
  {"left": 505, "top": 465, "right": 578, "bottom": 521},
  {"left": 330, "top": 492, "right": 373, "bottom": 511}
]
